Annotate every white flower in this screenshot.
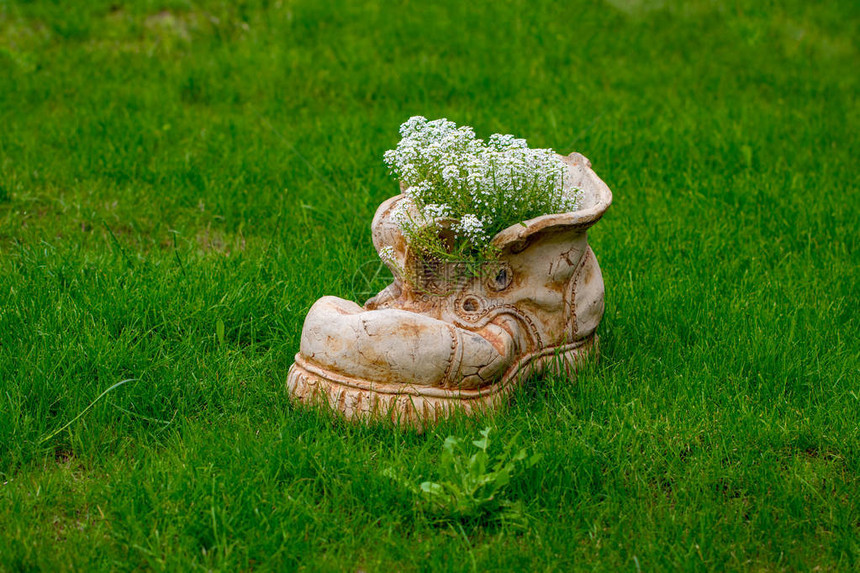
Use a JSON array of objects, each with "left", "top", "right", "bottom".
[
  {"left": 383, "top": 117, "right": 580, "bottom": 253},
  {"left": 379, "top": 246, "right": 397, "bottom": 265},
  {"left": 391, "top": 198, "right": 416, "bottom": 227},
  {"left": 441, "top": 165, "right": 460, "bottom": 185},
  {"left": 423, "top": 203, "right": 451, "bottom": 220},
  {"left": 559, "top": 186, "right": 581, "bottom": 212},
  {"left": 399, "top": 115, "right": 428, "bottom": 138},
  {"left": 456, "top": 214, "right": 488, "bottom": 245},
  {"left": 488, "top": 133, "right": 527, "bottom": 150},
  {"left": 404, "top": 181, "right": 433, "bottom": 203}
]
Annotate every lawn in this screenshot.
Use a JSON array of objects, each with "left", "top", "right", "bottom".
[{"left": 0, "top": 0, "right": 857, "bottom": 570}]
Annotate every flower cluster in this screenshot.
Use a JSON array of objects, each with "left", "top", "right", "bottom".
[
  {"left": 378, "top": 245, "right": 397, "bottom": 266},
  {"left": 383, "top": 117, "right": 579, "bottom": 261}
]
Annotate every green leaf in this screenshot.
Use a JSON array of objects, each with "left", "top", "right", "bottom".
[
  {"left": 216, "top": 318, "right": 225, "bottom": 346},
  {"left": 420, "top": 481, "right": 444, "bottom": 496},
  {"left": 384, "top": 426, "right": 541, "bottom": 521},
  {"left": 472, "top": 427, "right": 491, "bottom": 451}
]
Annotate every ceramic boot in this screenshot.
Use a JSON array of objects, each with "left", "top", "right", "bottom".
[{"left": 287, "top": 152, "right": 612, "bottom": 425}]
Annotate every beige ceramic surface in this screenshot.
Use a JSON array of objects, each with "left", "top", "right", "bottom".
[{"left": 287, "top": 152, "right": 612, "bottom": 425}]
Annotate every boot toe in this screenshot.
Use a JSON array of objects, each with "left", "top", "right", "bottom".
[{"left": 299, "top": 296, "right": 459, "bottom": 387}]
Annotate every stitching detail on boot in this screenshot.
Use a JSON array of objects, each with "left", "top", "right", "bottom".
[
  {"left": 441, "top": 324, "right": 464, "bottom": 388},
  {"left": 564, "top": 247, "right": 594, "bottom": 340},
  {"left": 451, "top": 297, "right": 543, "bottom": 351}
]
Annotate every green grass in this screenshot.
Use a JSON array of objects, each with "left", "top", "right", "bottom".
[{"left": 0, "top": 0, "right": 857, "bottom": 570}]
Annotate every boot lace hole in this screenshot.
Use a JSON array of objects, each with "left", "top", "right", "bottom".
[
  {"left": 462, "top": 297, "right": 479, "bottom": 312},
  {"left": 488, "top": 264, "right": 513, "bottom": 291},
  {"left": 496, "top": 269, "right": 508, "bottom": 286}
]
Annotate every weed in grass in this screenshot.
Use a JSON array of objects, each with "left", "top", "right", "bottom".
[{"left": 385, "top": 427, "right": 542, "bottom": 523}]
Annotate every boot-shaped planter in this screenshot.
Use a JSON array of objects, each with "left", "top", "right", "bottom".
[{"left": 287, "top": 152, "right": 612, "bottom": 425}]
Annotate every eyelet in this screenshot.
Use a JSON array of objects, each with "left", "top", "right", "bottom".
[
  {"left": 487, "top": 263, "right": 513, "bottom": 291},
  {"left": 458, "top": 295, "right": 483, "bottom": 315}
]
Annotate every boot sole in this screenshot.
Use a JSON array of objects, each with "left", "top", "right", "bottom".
[{"left": 286, "top": 335, "right": 598, "bottom": 427}]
